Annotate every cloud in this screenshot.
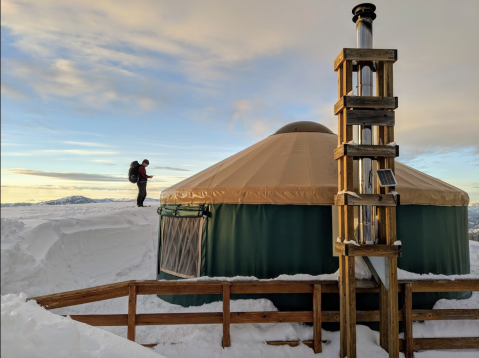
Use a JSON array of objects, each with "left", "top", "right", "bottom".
[
  {"left": 40, "top": 150, "right": 121, "bottom": 156},
  {"left": 152, "top": 166, "right": 190, "bottom": 172},
  {"left": 63, "top": 141, "right": 112, "bottom": 148},
  {"left": 5, "top": 168, "right": 126, "bottom": 182},
  {"left": 1, "top": 152, "right": 32, "bottom": 156},
  {"left": 1, "top": 83, "right": 26, "bottom": 99},
  {"left": 1, "top": 0, "right": 478, "bottom": 154}
]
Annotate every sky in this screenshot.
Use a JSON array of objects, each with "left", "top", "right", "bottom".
[{"left": 1, "top": 0, "right": 478, "bottom": 204}]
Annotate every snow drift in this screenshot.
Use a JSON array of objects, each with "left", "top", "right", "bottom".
[
  {"left": 1, "top": 203, "right": 160, "bottom": 297},
  {"left": 1, "top": 293, "right": 163, "bottom": 358}
]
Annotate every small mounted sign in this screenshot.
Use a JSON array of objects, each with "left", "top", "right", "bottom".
[{"left": 377, "top": 169, "right": 398, "bottom": 187}]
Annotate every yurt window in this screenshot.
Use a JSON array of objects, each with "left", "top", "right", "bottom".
[{"left": 160, "top": 216, "right": 203, "bottom": 278}]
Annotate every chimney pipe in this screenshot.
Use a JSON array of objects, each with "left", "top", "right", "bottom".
[{"left": 353, "top": 3, "right": 376, "bottom": 244}]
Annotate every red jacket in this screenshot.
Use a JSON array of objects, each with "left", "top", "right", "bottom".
[{"left": 138, "top": 165, "right": 148, "bottom": 182}]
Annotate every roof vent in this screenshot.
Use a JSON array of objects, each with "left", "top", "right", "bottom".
[{"left": 274, "top": 121, "right": 334, "bottom": 135}]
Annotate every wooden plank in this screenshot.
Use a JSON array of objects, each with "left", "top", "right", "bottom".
[
  {"left": 379, "top": 283, "right": 389, "bottom": 351},
  {"left": 223, "top": 284, "right": 231, "bottom": 348},
  {"left": 335, "top": 193, "right": 399, "bottom": 207},
  {"left": 339, "top": 255, "right": 347, "bottom": 358},
  {"left": 334, "top": 96, "right": 398, "bottom": 115},
  {"left": 388, "top": 257, "right": 399, "bottom": 358},
  {"left": 68, "top": 314, "right": 128, "bottom": 326},
  {"left": 342, "top": 61, "right": 355, "bottom": 241},
  {"left": 376, "top": 61, "right": 388, "bottom": 245},
  {"left": 334, "top": 48, "right": 397, "bottom": 71},
  {"left": 335, "top": 243, "right": 401, "bottom": 257},
  {"left": 345, "top": 110, "right": 395, "bottom": 127},
  {"left": 136, "top": 313, "right": 223, "bottom": 325},
  {"left": 136, "top": 281, "right": 223, "bottom": 295},
  {"left": 384, "top": 61, "right": 395, "bottom": 176},
  {"left": 313, "top": 284, "right": 322, "bottom": 353},
  {"left": 412, "top": 337, "right": 479, "bottom": 350},
  {"left": 323, "top": 310, "right": 379, "bottom": 323},
  {"left": 231, "top": 282, "right": 314, "bottom": 294},
  {"left": 266, "top": 340, "right": 314, "bottom": 348},
  {"left": 334, "top": 144, "right": 399, "bottom": 160},
  {"left": 403, "top": 283, "right": 413, "bottom": 358},
  {"left": 231, "top": 311, "right": 313, "bottom": 324},
  {"left": 386, "top": 207, "right": 397, "bottom": 245},
  {"left": 28, "top": 281, "right": 131, "bottom": 309},
  {"left": 127, "top": 284, "right": 137, "bottom": 341},
  {"left": 407, "top": 280, "right": 479, "bottom": 292},
  {"left": 266, "top": 340, "right": 302, "bottom": 347},
  {"left": 413, "top": 309, "right": 479, "bottom": 320},
  {"left": 65, "top": 308, "right": 477, "bottom": 328},
  {"left": 346, "top": 256, "right": 356, "bottom": 358}
]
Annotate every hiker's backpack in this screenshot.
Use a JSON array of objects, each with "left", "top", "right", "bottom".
[{"left": 128, "top": 161, "right": 141, "bottom": 183}]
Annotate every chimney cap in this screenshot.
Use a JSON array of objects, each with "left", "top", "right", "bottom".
[{"left": 352, "top": 3, "right": 376, "bottom": 23}]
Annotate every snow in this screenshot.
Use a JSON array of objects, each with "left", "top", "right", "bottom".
[
  {"left": 1, "top": 293, "right": 163, "bottom": 358},
  {"left": 1, "top": 202, "right": 479, "bottom": 357}
]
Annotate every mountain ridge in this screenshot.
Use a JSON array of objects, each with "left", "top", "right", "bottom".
[{"left": 1, "top": 195, "right": 160, "bottom": 207}]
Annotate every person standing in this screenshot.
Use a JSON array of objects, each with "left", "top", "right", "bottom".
[{"left": 137, "top": 159, "right": 153, "bottom": 207}]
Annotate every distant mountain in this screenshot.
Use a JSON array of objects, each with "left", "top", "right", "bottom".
[
  {"left": 1, "top": 196, "right": 160, "bottom": 207},
  {"left": 1, "top": 202, "right": 33, "bottom": 207}
]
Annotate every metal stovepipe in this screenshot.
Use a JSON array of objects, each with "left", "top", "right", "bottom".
[{"left": 353, "top": 3, "right": 376, "bottom": 244}]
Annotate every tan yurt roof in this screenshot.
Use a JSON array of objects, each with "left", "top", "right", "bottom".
[{"left": 161, "top": 122, "right": 468, "bottom": 206}]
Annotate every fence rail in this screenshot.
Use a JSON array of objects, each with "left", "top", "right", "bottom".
[{"left": 28, "top": 279, "right": 479, "bottom": 357}]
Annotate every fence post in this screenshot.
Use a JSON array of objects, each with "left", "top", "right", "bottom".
[
  {"left": 339, "top": 255, "right": 347, "bottom": 358},
  {"left": 127, "top": 283, "right": 137, "bottom": 341},
  {"left": 313, "top": 284, "right": 322, "bottom": 353},
  {"left": 403, "top": 283, "right": 414, "bottom": 358},
  {"left": 222, "top": 284, "right": 231, "bottom": 348}
]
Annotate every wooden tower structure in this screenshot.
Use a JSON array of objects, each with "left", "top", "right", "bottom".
[{"left": 333, "top": 3, "right": 401, "bottom": 358}]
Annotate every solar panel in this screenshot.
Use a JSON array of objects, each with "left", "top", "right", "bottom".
[{"left": 377, "top": 169, "right": 398, "bottom": 187}]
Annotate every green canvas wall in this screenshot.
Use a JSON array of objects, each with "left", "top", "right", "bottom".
[{"left": 157, "top": 204, "right": 470, "bottom": 310}]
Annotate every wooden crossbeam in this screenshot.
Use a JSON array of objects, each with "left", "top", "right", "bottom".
[
  {"left": 335, "top": 243, "right": 401, "bottom": 257},
  {"left": 334, "top": 144, "right": 399, "bottom": 160},
  {"left": 400, "top": 337, "right": 479, "bottom": 351},
  {"left": 345, "top": 109, "right": 395, "bottom": 127},
  {"left": 334, "top": 193, "right": 399, "bottom": 207},
  {"left": 334, "top": 48, "right": 397, "bottom": 71},
  {"left": 334, "top": 96, "right": 398, "bottom": 115}
]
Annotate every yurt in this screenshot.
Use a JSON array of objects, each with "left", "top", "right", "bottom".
[{"left": 157, "top": 121, "right": 470, "bottom": 311}]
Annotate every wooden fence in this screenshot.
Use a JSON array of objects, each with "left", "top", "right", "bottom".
[{"left": 28, "top": 279, "right": 479, "bottom": 357}]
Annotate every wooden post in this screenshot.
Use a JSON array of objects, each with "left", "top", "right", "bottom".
[
  {"left": 339, "top": 255, "right": 347, "bottom": 358},
  {"left": 380, "top": 283, "right": 389, "bottom": 351},
  {"left": 346, "top": 256, "right": 356, "bottom": 358},
  {"left": 127, "top": 283, "right": 137, "bottom": 341},
  {"left": 403, "top": 283, "right": 414, "bottom": 358},
  {"left": 313, "top": 284, "right": 322, "bottom": 353},
  {"left": 388, "top": 257, "right": 399, "bottom": 358},
  {"left": 222, "top": 284, "right": 231, "bottom": 348}
]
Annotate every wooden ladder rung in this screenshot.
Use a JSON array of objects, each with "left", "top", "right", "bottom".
[
  {"left": 334, "top": 144, "right": 399, "bottom": 160},
  {"left": 334, "top": 96, "right": 398, "bottom": 115}
]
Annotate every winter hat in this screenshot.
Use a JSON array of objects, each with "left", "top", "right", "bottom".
[{"left": 142, "top": 159, "right": 149, "bottom": 165}]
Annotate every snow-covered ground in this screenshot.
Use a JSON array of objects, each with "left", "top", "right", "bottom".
[{"left": 1, "top": 202, "right": 478, "bottom": 357}]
